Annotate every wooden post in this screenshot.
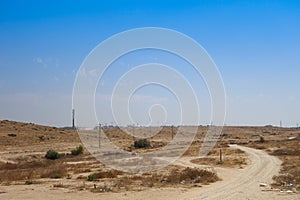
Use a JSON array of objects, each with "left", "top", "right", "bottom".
[
  {"left": 171, "top": 125, "right": 174, "bottom": 140},
  {"left": 132, "top": 124, "right": 135, "bottom": 142},
  {"left": 98, "top": 123, "right": 101, "bottom": 148},
  {"left": 220, "top": 148, "right": 223, "bottom": 163}
]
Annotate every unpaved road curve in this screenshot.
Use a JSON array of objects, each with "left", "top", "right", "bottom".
[
  {"left": 0, "top": 145, "right": 298, "bottom": 200},
  {"left": 99, "top": 145, "right": 297, "bottom": 200},
  {"left": 179, "top": 145, "right": 286, "bottom": 200}
]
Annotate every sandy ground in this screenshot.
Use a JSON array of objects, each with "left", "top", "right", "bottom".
[{"left": 0, "top": 145, "right": 298, "bottom": 200}]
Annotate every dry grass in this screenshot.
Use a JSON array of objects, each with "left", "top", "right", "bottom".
[
  {"left": 86, "top": 166, "right": 219, "bottom": 192},
  {"left": 270, "top": 139, "right": 300, "bottom": 191},
  {"left": 191, "top": 156, "right": 247, "bottom": 168},
  {"left": 1, "top": 120, "right": 299, "bottom": 193},
  {"left": 246, "top": 135, "right": 300, "bottom": 191},
  {"left": 0, "top": 120, "right": 80, "bottom": 150},
  {"left": 0, "top": 158, "right": 67, "bottom": 182},
  {"left": 165, "top": 167, "right": 219, "bottom": 185},
  {"left": 87, "top": 169, "right": 124, "bottom": 181},
  {"left": 208, "top": 148, "right": 245, "bottom": 156}
]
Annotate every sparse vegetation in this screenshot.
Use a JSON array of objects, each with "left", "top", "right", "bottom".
[
  {"left": 0, "top": 159, "right": 68, "bottom": 182},
  {"left": 259, "top": 136, "right": 265, "bottom": 143},
  {"left": 91, "top": 184, "right": 113, "bottom": 193},
  {"left": 246, "top": 133, "right": 300, "bottom": 192},
  {"left": 25, "top": 180, "right": 41, "bottom": 185},
  {"left": 87, "top": 174, "right": 96, "bottom": 181},
  {"left": 0, "top": 120, "right": 299, "bottom": 196},
  {"left": 134, "top": 139, "right": 151, "bottom": 149},
  {"left": 50, "top": 173, "right": 63, "bottom": 179},
  {"left": 87, "top": 170, "right": 123, "bottom": 181},
  {"left": 165, "top": 167, "right": 219, "bottom": 184},
  {"left": 25, "top": 180, "right": 34, "bottom": 185},
  {"left": 191, "top": 155, "right": 247, "bottom": 168},
  {"left": 71, "top": 145, "right": 84, "bottom": 155},
  {"left": 45, "top": 149, "right": 64, "bottom": 160}
]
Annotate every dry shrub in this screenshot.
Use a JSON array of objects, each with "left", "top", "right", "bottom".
[
  {"left": 114, "top": 176, "right": 133, "bottom": 189},
  {"left": 166, "top": 167, "right": 219, "bottom": 184},
  {"left": 73, "top": 168, "right": 91, "bottom": 174},
  {"left": 87, "top": 170, "right": 123, "bottom": 181},
  {"left": 141, "top": 177, "right": 155, "bottom": 187},
  {"left": 134, "top": 139, "right": 151, "bottom": 149},
  {"left": 0, "top": 159, "right": 67, "bottom": 182},
  {"left": 91, "top": 185, "right": 113, "bottom": 193},
  {"left": 192, "top": 157, "right": 215, "bottom": 165},
  {"left": 191, "top": 157, "right": 247, "bottom": 168},
  {"left": 0, "top": 160, "right": 50, "bottom": 170},
  {"left": 40, "top": 165, "right": 67, "bottom": 179},
  {"left": 271, "top": 149, "right": 300, "bottom": 156},
  {"left": 67, "top": 162, "right": 94, "bottom": 174},
  {"left": 141, "top": 174, "right": 161, "bottom": 187},
  {"left": 208, "top": 148, "right": 245, "bottom": 156},
  {"left": 234, "top": 149, "right": 245, "bottom": 154},
  {"left": 53, "top": 183, "right": 69, "bottom": 188},
  {"left": 229, "top": 157, "right": 247, "bottom": 166},
  {"left": 267, "top": 138, "right": 300, "bottom": 191},
  {"left": 272, "top": 174, "right": 294, "bottom": 186}
]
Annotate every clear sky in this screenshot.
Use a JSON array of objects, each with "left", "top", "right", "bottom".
[{"left": 0, "top": 0, "right": 299, "bottom": 127}]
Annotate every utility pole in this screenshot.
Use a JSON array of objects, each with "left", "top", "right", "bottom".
[
  {"left": 280, "top": 120, "right": 282, "bottom": 128},
  {"left": 72, "top": 109, "right": 75, "bottom": 129},
  {"left": 220, "top": 148, "right": 223, "bottom": 163},
  {"left": 98, "top": 123, "right": 101, "bottom": 148},
  {"left": 132, "top": 124, "right": 135, "bottom": 142}
]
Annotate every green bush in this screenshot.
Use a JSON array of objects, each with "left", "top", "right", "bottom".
[
  {"left": 45, "top": 149, "right": 61, "bottom": 160},
  {"left": 25, "top": 180, "right": 34, "bottom": 185},
  {"left": 87, "top": 174, "right": 96, "bottom": 181},
  {"left": 259, "top": 136, "right": 265, "bottom": 143},
  {"left": 25, "top": 180, "right": 40, "bottom": 185},
  {"left": 71, "top": 145, "right": 84, "bottom": 155},
  {"left": 45, "top": 149, "right": 65, "bottom": 160},
  {"left": 134, "top": 139, "right": 151, "bottom": 149},
  {"left": 51, "top": 173, "right": 62, "bottom": 179}
]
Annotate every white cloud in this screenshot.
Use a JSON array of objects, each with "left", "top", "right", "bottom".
[
  {"left": 88, "top": 69, "right": 98, "bottom": 77},
  {"left": 33, "top": 57, "right": 47, "bottom": 69}
]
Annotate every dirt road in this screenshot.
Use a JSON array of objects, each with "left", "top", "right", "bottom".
[
  {"left": 179, "top": 145, "right": 289, "bottom": 200},
  {"left": 0, "top": 145, "right": 298, "bottom": 200}
]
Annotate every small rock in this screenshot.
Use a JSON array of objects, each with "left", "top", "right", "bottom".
[{"left": 259, "top": 183, "right": 268, "bottom": 187}]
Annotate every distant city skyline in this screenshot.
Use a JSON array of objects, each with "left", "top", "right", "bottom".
[{"left": 0, "top": 1, "right": 299, "bottom": 127}]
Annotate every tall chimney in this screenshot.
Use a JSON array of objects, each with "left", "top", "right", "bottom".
[{"left": 72, "top": 109, "right": 75, "bottom": 129}]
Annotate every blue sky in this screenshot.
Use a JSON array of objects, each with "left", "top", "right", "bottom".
[{"left": 0, "top": 0, "right": 299, "bottom": 127}]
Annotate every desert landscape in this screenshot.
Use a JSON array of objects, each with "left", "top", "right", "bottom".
[
  {"left": 1, "top": 2, "right": 300, "bottom": 200},
  {"left": 0, "top": 120, "right": 299, "bottom": 199}
]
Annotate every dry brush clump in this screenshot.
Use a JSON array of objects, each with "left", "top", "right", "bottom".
[
  {"left": 270, "top": 142, "right": 300, "bottom": 191},
  {"left": 165, "top": 167, "right": 219, "bottom": 185},
  {"left": 0, "top": 159, "right": 68, "bottom": 182},
  {"left": 191, "top": 156, "right": 247, "bottom": 168},
  {"left": 87, "top": 170, "right": 124, "bottom": 181},
  {"left": 85, "top": 167, "right": 219, "bottom": 192},
  {"left": 134, "top": 139, "right": 151, "bottom": 149}
]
